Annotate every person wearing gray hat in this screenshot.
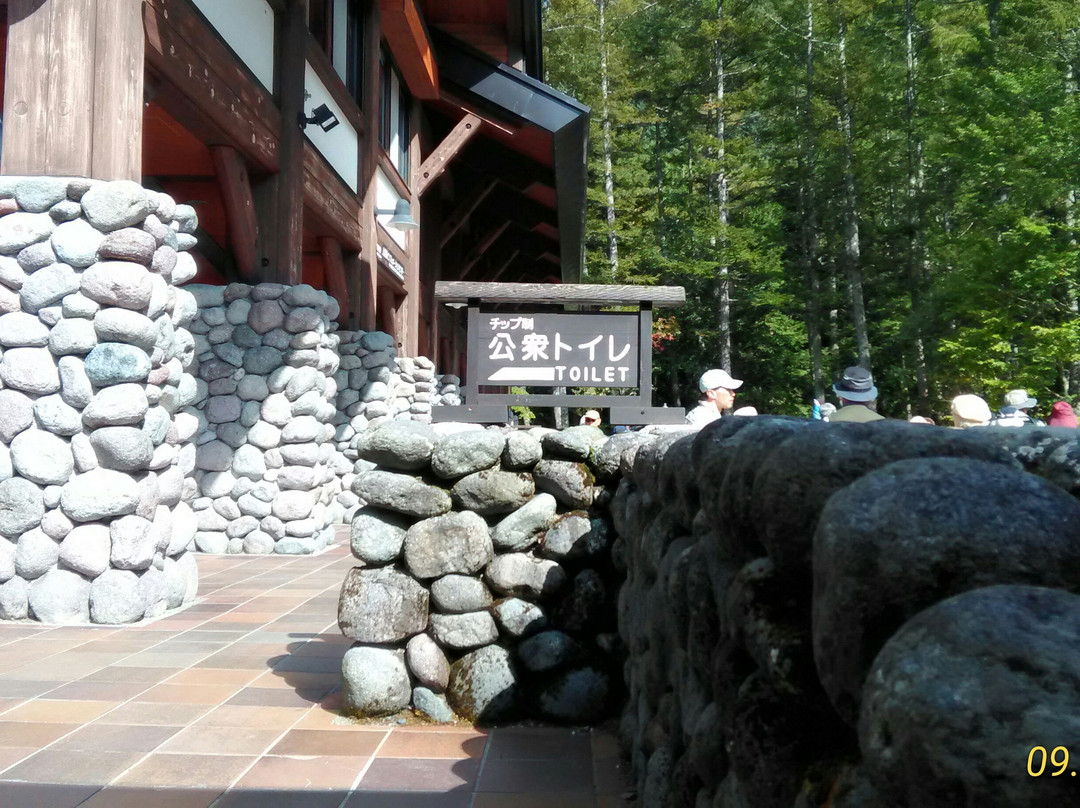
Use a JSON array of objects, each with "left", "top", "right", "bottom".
[
  {"left": 989, "top": 389, "right": 1045, "bottom": 427},
  {"left": 829, "top": 366, "right": 885, "bottom": 422}
]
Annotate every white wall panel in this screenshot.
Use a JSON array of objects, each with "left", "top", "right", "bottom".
[
  {"left": 191, "top": 0, "right": 275, "bottom": 91},
  {"left": 303, "top": 63, "right": 359, "bottom": 194}
]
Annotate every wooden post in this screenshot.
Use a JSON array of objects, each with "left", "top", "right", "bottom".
[
  {"left": 377, "top": 284, "right": 398, "bottom": 343},
  {"left": 319, "top": 236, "right": 349, "bottom": 322},
  {"left": 275, "top": 0, "right": 307, "bottom": 285},
  {"left": 403, "top": 100, "right": 422, "bottom": 356},
  {"left": 3, "top": 0, "right": 143, "bottom": 180},
  {"left": 359, "top": 0, "right": 381, "bottom": 331},
  {"left": 211, "top": 146, "right": 260, "bottom": 280}
]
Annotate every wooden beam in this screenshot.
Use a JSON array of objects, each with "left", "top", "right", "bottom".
[
  {"left": 379, "top": 0, "right": 438, "bottom": 100},
  {"left": 477, "top": 184, "right": 558, "bottom": 231},
  {"left": 490, "top": 249, "right": 521, "bottom": 283},
  {"left": 319, "top": 236, "right": 349, "bottom": 323},
  {"left": 435, "top": 282, "right": 687, "bottom": 308},
  {"left": 359, "top": 0, "right": 382, "bottom": 331},
  {"left": 92, "top": 0, "right": 143, "bottom": 180},
  {"left": 453, "top": 220, "right": 510, "bottom": 281},
  {"left": 275, "top": 0, "right": 307, "bottom": 285},
  {"left": 143, "top": 0, "right": 279, "bottom": 173},
  {"left": 303, "top": 144, "right": 363, "bottom": 250},
  {"left": 440, "top": 178, "right": 497, "bottom": 247},
  {"left": 211, "top": 146, "right": 259, "bottom": 280},
  {"left": 3, "top": 0, "right": 51, "bottom": 174},
  {"left": 459, "top": 137, "right": 555, "bottom": 191},
  {"left": 416, "top": 114, "right": 480, "bottom": 197},
  {"left": 377, "top": 283, "right": 399, "bottom": 343}
]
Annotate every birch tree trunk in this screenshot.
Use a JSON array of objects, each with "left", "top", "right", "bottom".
[
  {"left": 714, "top": 0, "right": 732, "bottom": 372},
  {"left": 598, "top": 0, "right": 618, "bottom": 281},
  {"left": 836, "top": 4, "right": 871, "bottom": 369},
  {"left": 800, "top": 0, "right": 824, "bottom": 399}
]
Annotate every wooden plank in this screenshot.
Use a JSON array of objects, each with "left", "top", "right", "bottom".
[
  {"left": 92, "top": 0, "right": 142, "bottom": 180},
  {"left": 302, "top": 143, "right": 363, "bottom": 250},
  {"left": 358, "top": 0, "right": 381, "bottom": 332},
  {"left": 377, "top": 150, "right": 411, "bottom": 198},
  {"left": 275, "top": 0, "right": 307, "bottom": 286},
  {"left": 440, "top": 177, "right": 497, "bottom": 247},
  {"left": 435, "top": 282, "right": 686, "bottom": 308},
  {"left": 379, "top": 0, "right": 438, "bottom": 100},
  {"left": 377, "top": 283, "right": 398, "bottom": 342},
  {"left": 45, "top": 0, "right": 95, "bottom": 176},
  {"left": 210, "top": 145, "right": 259, "bottom": 280},
  {"left": 416, "top": 113, "right": 480, "bottom": 197},
  {"left": 143, "top": 0, "right": 279, "bottom": 173},
  {"left": 319, "top": 236, "right": 349, "bottom": 323},
  {"left": 3, "top": 0, "right": 60, "bottom": 174},
  {"left": 490, "top": 249, "right": 520, "bottom": 283},
  {"left": 304, "top": 34, "right": 364, "bottom": 136},
  {"left": 404, "top": 100, "right": 422, "bottom": 355}
]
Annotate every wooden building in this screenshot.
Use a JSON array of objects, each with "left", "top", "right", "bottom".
[{"left": 0, "top": 0, "right": 588, "bottom": 375}]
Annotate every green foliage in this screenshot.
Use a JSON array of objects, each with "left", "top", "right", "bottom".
[{"left": 544, "top": 0, "right": 1080, "bottom": 422}]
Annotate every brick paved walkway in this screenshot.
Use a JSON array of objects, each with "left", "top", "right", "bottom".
[{"left": 0, "top": 536, "right": 631, "bottom": 807}]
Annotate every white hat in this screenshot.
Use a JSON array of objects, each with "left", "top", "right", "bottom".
[
  {"left": 699, "top": 368, "right": 743, "bottom": 393},
  {"left": 951, "top": 394, "right": 991, "bottom": 427},
  {"left": 579, "top": 410, "right": 601, "bottom": 425},
  {"left": 1003, "top": 389, "right": 1037, "bottom": 410},
  {"left": 732, "top": 406, "right": 758, "bottom": 417}
]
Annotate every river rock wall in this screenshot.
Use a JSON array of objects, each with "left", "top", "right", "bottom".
[
  {"left": 337, "top": 421, "right": 627, "bottom": 725},
  {"left": 613, "top": 417, "right": 1080, "bottom": 807},
  {"left": 0, "top": 177, "right": 200, "bottom": 624},
  {"left": 185, "top": 283, "right": 349, "bottom": 555}
]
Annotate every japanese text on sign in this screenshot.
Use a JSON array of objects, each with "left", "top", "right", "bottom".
[{"left": 477, "top": 311, "right": 639, "bottom": 387}]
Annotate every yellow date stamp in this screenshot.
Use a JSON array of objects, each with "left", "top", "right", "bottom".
[{"left": 1028, "top": 746, "right": 1073, "bottom": 777}]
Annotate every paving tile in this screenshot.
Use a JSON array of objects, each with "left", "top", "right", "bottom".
[
  {"left": 269, "top": 729, "right": 385, "bottom": 757},
  {"left": 194, "top": 705, "right": 309, "bottom": 729},
  {"left": 272, "top": 655, "right": 342, "bottom": 674},
  {"left": 112, "top": 652, "right": 210, "bottom": 668},
  {"left": 137, "top": 684, "right": 241, "bottom": 705},
  {"left": 486, "top": 727, "right": 593, "bottom": 760},
  {"left": 472, "top": 794, "right": 597, "bottom": 808},
  {"left": 0, "top": 781, "right": 103, "bottom": 808},
  {"left": 343, "top": 790, "right": 473, "bottom": 807},
  {"left": 156, "top": 724, "right": 283, "bottom": 756},
  {"left": 376, "top": 730, "right": 487, "bottom": 759},
  {"left": 225, "top": 686, "right": 331, "bottom": 708},
  {"left": 0, "top": 681, "right": 61, "bottom": 699},
  {"left": 233, "top": 754, "right": 367, "bottom": 790},
  {"left": 247, "top": 670, "right": 338, "bottom": 691},
  {"left": 192, "top": 652, "right": 280, "bottom": 670},
  {"left": 165, "top": 668, "right": 261, "bottom": 687},
  {"left": 79, "top": 666, "right": 174, "bottom": 684},
  {"left": 356, "top": 757, "right": 481, "bottom": 792},
  {"left": 0, "top": 746, "right": 37, "bottom": 771},
  {"left": 0, "top": 665, "right": 79, "bottom": 682},
  {"left": 42, "top": 680, "right": 148, "bottom": 702},
  {"left": 213, "top": 789, "right": 346, "bottom": 808},
  {"left": 0, "top": 721, "right": 81, "bottom": 747},
  {"left": 2, "top": 749, "right": 143, "bottom": 784},
  {"left": 114, "top": 753, "right": 256, "bottom": 788},
  {"left": 50, "top": 723, "right": 178, "bottom": 753},
  {"left": 477, "top": 757, "right": 593, "bottom": 793},
  {"left": 77, "top": 785, "right": 224, "bottom": 808},
  {"left": 93, "top": 702, "right": 213, "bottom": 727},
  {"left": 1, "top": 700, "right": 115, "bottom": 724}
]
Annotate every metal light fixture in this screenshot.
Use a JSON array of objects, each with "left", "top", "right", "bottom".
[
  {"left": 375, "top": 198, "right": 420, "bottom": 231},
  {"left": 298, "top": 103, "right": 340, "bottom": 133}
]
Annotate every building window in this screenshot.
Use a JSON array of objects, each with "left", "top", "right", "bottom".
[
  {"left": 379, "top": 48, "right": 411, "bottom": 180},
  {"left": 308, "top": 0, "right": 332, "bottom": 53},
  {"left": 344, "top": 0, "right": 364, "bottom": 106}
]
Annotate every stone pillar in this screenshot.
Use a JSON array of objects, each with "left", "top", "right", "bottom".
[
  {"left": 186, "top": 282, "right": 348, "bottom": 555},
  {"left": 0, "top": 177, "right": 200, "bottom": 624}
]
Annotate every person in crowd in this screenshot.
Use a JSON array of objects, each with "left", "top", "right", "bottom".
[
  {"left": 579, "top": 409, "right": 602, "bottom": 427},
  {"left": 829, "top": 366, "right": 885, "bottom": 422},
  {"left": 950, "top": 394, "right": 992, "bottom": 428},
  {"left": 908, "top": 415, "right": 934, "bottom": 425},
  {"left": 732, "top": 406, "right": 758, "bottom": 417},
  {"left": 1047, "top": 400, "right": 1078, "bottom": 428},
  {"left": 990, "top": 389, "right": 1045, "bottom": 427},
  {"left": 685, "top": 368, "right": 743, "bottom": 427}
]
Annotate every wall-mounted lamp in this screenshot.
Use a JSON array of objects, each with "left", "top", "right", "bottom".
[
  {"left": 298, "top": 103, "right": 340, "bottom": 133},
  {"left": 374, "top": 198, "right": 420, "bottom": 231}
]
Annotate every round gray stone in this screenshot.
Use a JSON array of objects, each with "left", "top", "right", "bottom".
[
  {"left": 541, "top": 425, "right": 605, "bottom": 461},
  {"left": 244, "top": 346, "right": 283, "bottom": 375},
  {"left": 0, "top": 212, "right": 54, "bottom": 254},
  {"left": 0, "top": 389, "right": 34, "bottom": 442},
  {"left": 403, "top": 511, "right": 493, "bottom": 580},
  {"left": 271, "top": 490, "right": 315, "bottom": 521},
  {"left": 15, "top": 177, "right": 69, "bottom": 213},
  {"left": 98, "top": 228, "right": 156, "bottom": 264},
  {"left": 82, "top": 384, "right": 147, "bottom": 428},
  {"left": 94, "top": 309, "right": 157, "bottom": 351},
  {"left": 350, "top": 506, "right": 410, "bottom": 565},
  {"left": 430, "top": 431, "right": 506, "bottom": 479},
  {"left": 89, "top": 426, "right": 153, "bottom": 472},
  {"left": 451, "top": 469, "right": 535, "bottom": 517},
  {"left": 532, "top": 459, "right": 595, "bottom": 510},
  {"left": 15, "top": 527, "right": 58, "bottom": 578},
  {"left": 492, "top": 598, "right": 549, "bottom": 638},
  {"left": 537, "top": 667, "right": 611, "bottom": 724},
  {"left": 29, "top": 567, "right": 90, "bottom": 623},
  {"left": 406, "top": 633, "right": 450, "bottom": 691},
  {"left": 492, "top": 493, "right": 557, "bottom": 552},
  {"left": 353, "top": 470, "right": 451, "bottom": 519},
  {"left": 517, "top": 630, "right": 583, "bottom": 672},
  {"left": 341, "top": 644, "right": 411, "bottom": 717},
  {"left": 80, "top": 261, "right": 152, "bottom": 310},
  {"left": 205, "top": 395, "right": 242, "bottom": 424},
  {"left": 11, "top": 428, "right": 73, "bottom": 485},
  {"left": 354, "top": 420, "right": 436, "bottom": 471},
  {"left": 51, "top": 218, "right": 104, "bottom": 268},
  {"left": 430, "top": 574, "right": 494, "bottom": 614},
  {"left": 429, "top": 611, "right": 498, "bottom": 651},
  {"left": 48, "top": 318, "right": 98, "bottom": 356},
  {"left": 485, "top": 553, "right": 567, "bottom": 599},
  {"left": 338, "top": 566, "right": 429, "bottom": 644},
  {"left": 84, "top": 343, "right": 151, "bottom": 385},
  {"left": 447, "top": 645, "right": 517, "bottom": 723},
  {"left": 80, "top": 180, "right": 152, "bottom": 231},
  {"left": 58, "top": 356, "right": 92, "bottom": 408},
  {"left": 0, "top": 347, "right": 60, "bottom": 394},
  {"left": 59, "top": 523, "right": 111, "bottom": 577},
  {"left": 89, "top": 569, "right": 145, "bottom": 624},
  {"left": 413, "top": 686, "right": 455, "bottom": 723},
  {"left": 247, "top": 300, "right": 284, "bottom": 334},
  {"left": 0, "top": 312, "right": 48, "bottom": 347},
  {"left": 0, "top": 477, "right": 44, "bottom": 537},
  {"left": 110, "top": 515, "right": 158, "bottom": 571},
  {"left": 61, "top": 468, "right": 140, "bottom": 521},
  {"left": 21, "top": 262, "right": 81, "bottom": 312}
]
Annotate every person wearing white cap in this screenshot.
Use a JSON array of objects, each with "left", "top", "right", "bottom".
[
  {"left": 579, "top": 409, "right": 602, "bottom": 427},
  {"left": 950, "top": 394, "right": 992, "bottom": 428},
  {"left": 685, "top": 368, "right": 743, "bottom": 427},
  {"left": 989, "top": 389, "right": 1045, "bottom": 427}
]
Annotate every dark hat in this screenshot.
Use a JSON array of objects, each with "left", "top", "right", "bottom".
[{"left": 833, "top": 366, "right": 878, "bottom": 402}]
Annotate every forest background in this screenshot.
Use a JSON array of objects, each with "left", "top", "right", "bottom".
[{"left": 542, "top": 0, "right": 1080, "bottom": 421}]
